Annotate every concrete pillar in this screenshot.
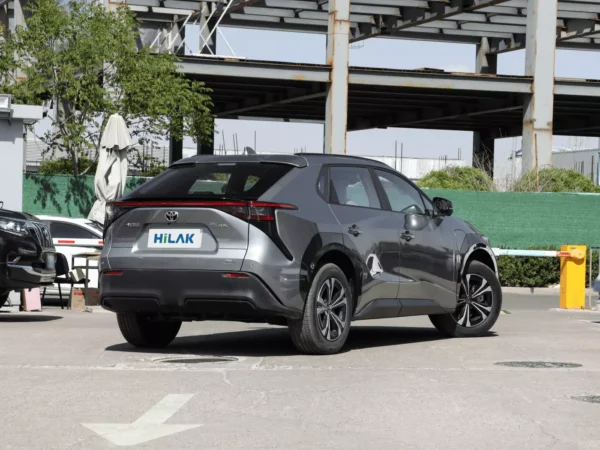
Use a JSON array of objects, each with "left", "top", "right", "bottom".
[
  {"left": 197, "top": 120, "right": 215, "bottom": 155},
  {"left": 324, "top": 0, "right": 350, "bottom": 154},
  {"left": 172, "top": 17, "right": 185, "bottom": 56},
  {"left": 476, "top": 37, "right": 497, "bottom": 75},
  {"left": 473, "top": 38, "right": 497, "bottom": 177},
  {"left": 169, "top": 133, "right": 183, "bottom": 164},
  {"left": 521, "top": 0, "right": 557, "bottom": 174},
  {"left": 0, "top": 120, "right": 25, "bottom": 212},
  {"left": 473, "top": 132, "right": 495, "bottom": 177},
  {"left": 199, "top": 1, "right": 216, "bottom": 55},
  {"left": 0, "top": 3, "right": 8, "bottom": 38}
]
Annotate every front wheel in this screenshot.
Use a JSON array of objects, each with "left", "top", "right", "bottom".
[
  {"left": 429, "top": 261, "right": 502, "bottom": 338},
  {"left": 288, "top": 263, "right": 353, "bottom": 355},
  {"left": 116, "top": 313, "right": 181, "bottom": 348}
]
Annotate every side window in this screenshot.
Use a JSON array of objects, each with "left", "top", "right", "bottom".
[
  {"left": 375, "top": 170, "right": 426, "bottom": 215},
  {"left": 329, "top": 166, "right": 381, "bottom": 209},
  {"left": 49, "top": 222, "right": 98, "bottom": 240}
]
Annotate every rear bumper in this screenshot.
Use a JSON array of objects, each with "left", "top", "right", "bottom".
[{"left": 100, "top": 269, "right": 302, "bottom": 320}]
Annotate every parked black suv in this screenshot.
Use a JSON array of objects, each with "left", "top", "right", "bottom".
[{"left": 0, "top": 202, "right": 56, "bottom": 308}]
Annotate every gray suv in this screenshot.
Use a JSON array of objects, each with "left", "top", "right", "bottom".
[{"left": 100, "top": 154, "right": 501, "bottom": 355}]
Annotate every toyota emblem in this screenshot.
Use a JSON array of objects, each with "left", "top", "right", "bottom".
[{"left": 165, "top": 211, "right": 179, "bottom": 223}]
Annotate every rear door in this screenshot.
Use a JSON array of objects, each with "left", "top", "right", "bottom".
[
  {"left": 106, "top": 162, "right": 294, "bottom": 272},
  {"left": 327, "top": 166, "right": 403, "bottom": 315},
  {"left": 373, "top": 169, "right": 456, "bottom": 309}
]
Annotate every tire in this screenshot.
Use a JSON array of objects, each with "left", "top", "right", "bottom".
[
  {"left": 116, "top": 313, "right": 182, "bottom": 348},
  {"left": 429, "top": 261, "right": 502, "bottom": 338},
  {"left": 288, "top": 263, "right": 353, "bottom": 355},
  {"left": 0, "top": 291, "right": 9, "bottom": 309}
]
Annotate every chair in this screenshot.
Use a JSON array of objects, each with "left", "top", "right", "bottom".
[{"left": 41, "top": 253, "right": 88, "bottom": 309}]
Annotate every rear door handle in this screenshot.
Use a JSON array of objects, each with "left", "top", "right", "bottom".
[
  {"left": 348, "top": 225, "right": 362, "bottom": 236},
  {"left": 400, "top": 231, "right": 414, "bottom": 242}
]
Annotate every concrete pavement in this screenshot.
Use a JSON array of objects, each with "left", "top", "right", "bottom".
[{"left": 1, "top": 293, "right": 600, "bottom": 449}]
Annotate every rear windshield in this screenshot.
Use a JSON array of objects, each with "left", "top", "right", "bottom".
[{"left": 129, "top": 162, "right": 294, "bottom": 200}]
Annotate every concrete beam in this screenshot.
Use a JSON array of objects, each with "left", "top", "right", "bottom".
[
  {"left": 474, "top": 37, "right": 498, "bottom": 178},
  {"left": 178, "top": 58, "right": 331, "bottom": 83},
  {"left": 352, "top": 0, "right": 513, "bottom": 41},
  {"left": 521, "top": 0, "right": 558, "bottom": 174},
  {"left": 324, "top": 0, "right": 350, "bottom": 155}
]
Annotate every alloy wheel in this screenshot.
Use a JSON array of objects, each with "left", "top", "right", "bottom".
[
  {"left": 452, "top": 273, "right": 494, "bottom": 328},
  {"left": 316, "top": 278, "right": 348, "bottom": 342}
]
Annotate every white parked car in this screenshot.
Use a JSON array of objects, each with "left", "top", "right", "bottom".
[{"left": 36, "top": 215, "right": 103, "bottom": 294}]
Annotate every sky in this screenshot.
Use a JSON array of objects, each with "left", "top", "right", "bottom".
[
  {"left": 201, "top": 26, "right": 600, "bottom": 165},
  {"left": 31, "top": 24, "right": 600, "bottom": 166}
]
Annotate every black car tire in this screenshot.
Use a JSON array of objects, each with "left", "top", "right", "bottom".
[
  {"left": 288, "top": 263, "right": 353, "bottom": 355},
  {"left": 117, "top": 313, "right": 182, "bottom": 348},
  {"left": 0, "top": 290, "right": 9, "bottom": 309},
  {"left": 429, "top": 261, "right": 502, "bottom": 338}
]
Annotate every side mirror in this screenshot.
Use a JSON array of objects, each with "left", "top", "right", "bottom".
[{"left": 432, "top": 197, "right": 453, "bottom": 217}]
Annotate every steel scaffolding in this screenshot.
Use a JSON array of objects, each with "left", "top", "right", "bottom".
[{"left": 6, "top": 0, "right": 600, "bottom": 175}]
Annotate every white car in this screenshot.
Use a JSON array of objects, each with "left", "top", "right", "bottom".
[{"left": 36, "top": 215, "right": 103, "bottom": 294}]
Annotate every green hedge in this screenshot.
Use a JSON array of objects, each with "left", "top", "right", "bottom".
[{"left": 497, "top": 247, "right": 599, "bottom": 288}]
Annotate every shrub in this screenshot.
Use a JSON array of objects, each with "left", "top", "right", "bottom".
[
  {"left": 39, "top": 157, "right": 96, "bottom": 175},
  {"left": 513, "top": 168, "right": 600, "bottom": 193},
  {"left": 418, "top": 166, "right": 495, "bottom": 191}
]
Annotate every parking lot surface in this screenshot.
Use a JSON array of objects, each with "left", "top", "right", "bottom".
[{"left": 1, "top": 293, "right": 600, "bottom": 449}]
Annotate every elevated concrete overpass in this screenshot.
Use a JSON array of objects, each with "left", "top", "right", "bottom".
[{"left": 4, "top": 0, "right": 600, "bottom": 175}]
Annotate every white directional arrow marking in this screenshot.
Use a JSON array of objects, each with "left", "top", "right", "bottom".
[{"left": 82, "top": 394, "right": 201, "bottom": 447}]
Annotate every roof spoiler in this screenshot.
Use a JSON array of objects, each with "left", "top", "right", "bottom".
[{"left": 172, "top": 154, "right": 308, "bottom": 168}]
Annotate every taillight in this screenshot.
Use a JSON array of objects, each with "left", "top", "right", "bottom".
[
  {"left": 246, "top": 202, "right": 296, "bottom": 260},
  {"left": 248, "top": 202, "right": 296, "bottom": 222},
  {"left": 210, "top": 201, "right": 296, "bottom": 222},
  {"left": 104, "top": 202, "right": 132, "bottom": 239}
]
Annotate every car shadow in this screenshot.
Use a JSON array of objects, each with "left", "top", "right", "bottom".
[
  {"left": 105, "top": 325, "right": 497, "bottom": 358},
  {"left": 0, "top": 313, "right": 63, "bottom": 322}
]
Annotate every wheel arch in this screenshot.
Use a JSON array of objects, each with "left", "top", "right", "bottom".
[
  {"left": 461, "top": 244, "right": 498, "bottom": 278},
  {"left": 312, "top": 249, "right": 360, "bottom": 314}
]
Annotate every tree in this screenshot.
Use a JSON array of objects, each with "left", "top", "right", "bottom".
[
  {"left": 512, "top": 168, "right": 600, "bottom": 193},
  {"left": 0, "top": 0, "right": 213, "bottom": 176},
  {"left": 418, "top": 166, "right": 496, "bottom": 191}
]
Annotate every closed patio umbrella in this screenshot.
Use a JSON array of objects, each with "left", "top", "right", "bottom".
[{"left": 88, "top": 114, "right": 131, "bottom": 225}]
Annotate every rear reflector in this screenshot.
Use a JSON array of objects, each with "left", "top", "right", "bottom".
[
  {"left": 223, "top": 273, "right": 249, "bottom": 279},
  {"left": 103, "top": 271, "right": 122, "bottom": 276},
  {"left": 57, "top": 240, "right": 76, "bottom": 244}
]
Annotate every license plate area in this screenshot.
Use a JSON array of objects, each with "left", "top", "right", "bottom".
[{"left": 147, "top": 228, "right": 203, "bottom": 249}]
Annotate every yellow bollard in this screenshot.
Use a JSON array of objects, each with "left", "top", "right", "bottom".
[{"left": 559, "top": 245, "right": 587, "bottom": 310}]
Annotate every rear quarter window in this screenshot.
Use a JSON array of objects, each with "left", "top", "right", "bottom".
[{"left": 129, "top": 163, "right": 293, "bottom": 200}]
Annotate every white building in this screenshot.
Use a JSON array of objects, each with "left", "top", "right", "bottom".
[{"left": 494, "top": 147, "right": 600, "bottom": 191}]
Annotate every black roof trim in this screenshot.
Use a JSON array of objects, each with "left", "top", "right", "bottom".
[
  {"left": 294, "top": 153, "right": 389, "bottom": 168},
  {"left": 173, "top": 154, "right": 308, "bottom": 168}
]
